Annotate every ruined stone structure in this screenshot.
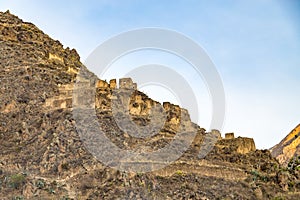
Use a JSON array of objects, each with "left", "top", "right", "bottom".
[
  {"left": 215, "top": 132, "right": 256, "bottom": 154},
  {"left": 109, "top": 79, "right": 117, "bottom": 89},
  {"left": 212, "top": 129, "right": 222, "bottom": 140},
  {"left": 119, "top": 77, "right": 137, "bottom": 90},
  {"left": 96, "top": 79, "right": 109, "bottom": 88},
  {"left": 225, "top": 132, "right": 235, "bottom": 139}
]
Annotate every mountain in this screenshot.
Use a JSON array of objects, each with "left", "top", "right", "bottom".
[
  {"left": 271, "top": 124, "right": 300, "bottom": 166},
  {"left": 0, "top": 10, "right": 299, "bottom": 199}
]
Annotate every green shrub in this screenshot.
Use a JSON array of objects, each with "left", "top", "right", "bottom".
[
  {"left": 175, "top": 170, "right": 184, "bottom": 176},
  {"left": 36, "top": 179, "right": 45, "bottom": 189},
  {"left": 250, "top": 170, "right": 269, "bottom": 182},
  {"left": 48, "top": 188, "right": 56, "bottom": 194},
  {"left": 9, "top": 174, "right": 26, "bottom": 189},
  {"left": 60, "top": 196, "right": 70, "bottom": 200},
  {"left": 12, "top": 196, "right": 24, "bottom": 200}
]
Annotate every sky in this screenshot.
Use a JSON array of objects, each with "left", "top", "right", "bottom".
[{"left": 0, "top": 0, "right": 299, "bottom": 149}]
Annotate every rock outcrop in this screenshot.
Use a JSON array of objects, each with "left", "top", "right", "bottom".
[
  {"left": 0, "top": 11, "right": 299, "bottom": 199},
  {"left": 271, "top": 124, "right": 300, "bottom": 166}
]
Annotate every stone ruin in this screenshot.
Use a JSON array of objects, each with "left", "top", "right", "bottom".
[
  {"left": 215, "top": 131, "right": 256, "bottom": 154},
  {"left": 225, "top": 132, "right": 235, "bottom": 139},
  {"left": 44, "top": 75, "right": 256, "bottom": 155},
  {"left": 119, "top": 77, "right": 137, "bottom": 90},
  {"left": 44, "top": 75, "right": 257, "bottom": 155},
  {"left": 109, "top": 79, "right": 117, "bottom": 89}
]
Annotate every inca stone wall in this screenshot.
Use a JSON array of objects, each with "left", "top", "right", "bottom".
[{"left": 219, "top": 132, "right": 256, "bottom": 154}]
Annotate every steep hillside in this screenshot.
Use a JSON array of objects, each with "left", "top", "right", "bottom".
[
  {"left": 271, "top": 124, "right": 300, "bottom": 166},
  {"left": 0, "top": 11, "right": 299, "bottom": 199}
]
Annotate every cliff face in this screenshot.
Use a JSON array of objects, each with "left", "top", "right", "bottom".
[
  {"left": 0, "top": 11, "right": 299, "bottom": 199},
  {"left": 270, "top": 124, "right": 300, "bottom": 166}
]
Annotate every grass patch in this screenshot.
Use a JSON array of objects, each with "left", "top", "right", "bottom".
[{"left": 9, "top": 174, "right": 26, "bottom": 189}]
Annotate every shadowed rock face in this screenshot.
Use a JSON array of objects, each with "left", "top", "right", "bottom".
[
  {"left": 0, "top": 11, "right": 299, "bottom": 199},
  {"left": 270, "top": 124, "right": 300, "bottom": 166}
]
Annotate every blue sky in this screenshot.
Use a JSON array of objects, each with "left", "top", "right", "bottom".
[{"left": 1, "top": 0, "right": 299, "bottom": 149}]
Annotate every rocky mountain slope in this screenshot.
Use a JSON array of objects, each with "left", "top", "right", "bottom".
[
  {"left": 271, "top": 124, "right": 300, "bottom": 166},
  {"left": 0, "top": 11, "right": 299, "bottom": 199}
]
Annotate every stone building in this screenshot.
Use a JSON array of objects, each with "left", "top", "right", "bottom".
[
  {"left": 109, "top": 79, "right": 117, "bottom": 89},
  {"left": 119, "top": 78, "right": 137, "bottom": 90},
  {"left": 225, "top": 133, "right": 235, "bottom": 139},
  {"left": 96, "top": 80, "right": 109, "bottom": 88}
]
